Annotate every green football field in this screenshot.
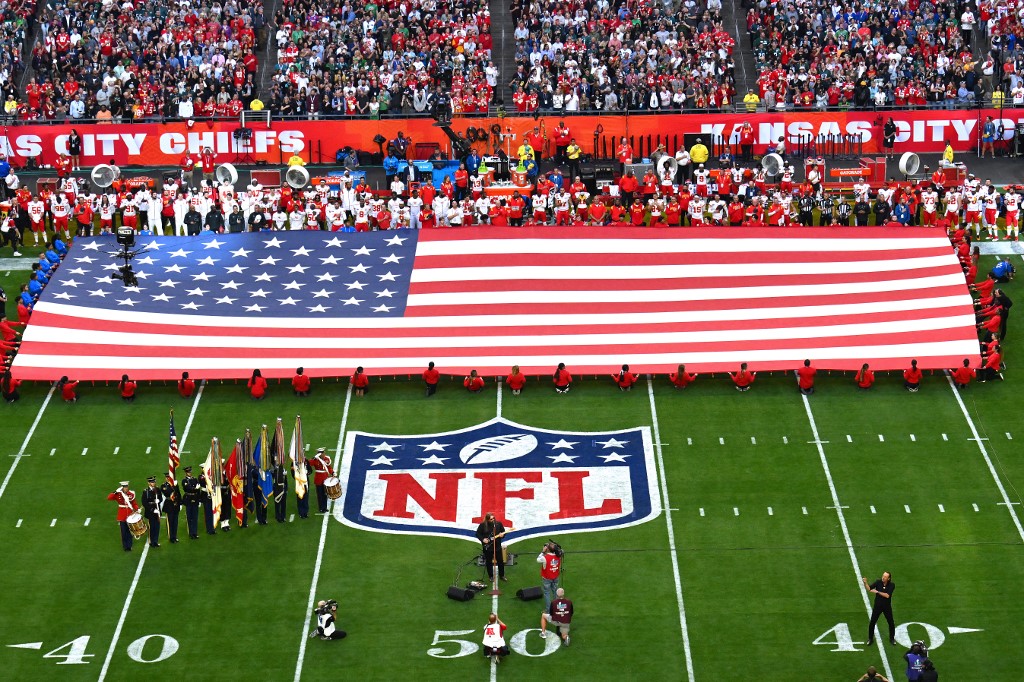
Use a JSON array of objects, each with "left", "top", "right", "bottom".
[{"left": 1, "top": 252, "right": 1023, "bottom": 682}]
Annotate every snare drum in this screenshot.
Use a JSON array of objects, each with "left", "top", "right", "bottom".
[
  {"left": 324, "top": 477, "right": 342, "bottom": 500},
  {"left": 127, "top": 512, "right": 148, "bottom": 539}
]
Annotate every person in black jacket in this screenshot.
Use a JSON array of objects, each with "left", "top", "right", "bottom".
[
  {"left": 228, "top": 206, "right": 245, "bottom": 233},
  {"left": 205, "top": 208, "right": 225, "bottom": 233},
  {"left": 854, "top": 198, "right": 872, "bottom": 226},
  {"left": 836, "top": 199, "right": 853, "bottom": 226},
  {"left": 249, "top": 209, "right": 268, "bottom": 232},
  {"left": 883, "top": 117, "right": 897, "bottom": 158},
  {"left": 183, "top": 205, "right": 202, "bottom": 235}
]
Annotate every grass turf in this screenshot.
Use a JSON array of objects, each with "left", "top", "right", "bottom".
[{"left": 0, "top": 253, "right": 1021, "bottom": 681}]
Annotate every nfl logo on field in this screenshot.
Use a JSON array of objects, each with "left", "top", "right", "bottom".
[{"left": 336, "top": 418, "right": 661, "bottom": 544}]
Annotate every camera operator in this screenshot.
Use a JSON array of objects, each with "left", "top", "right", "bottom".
[
  {"left": 309, "top": 600, "right": 346, "bottom": 641},
  {"left": 537, "top": 541, "right": 563, "bottom": 611}
]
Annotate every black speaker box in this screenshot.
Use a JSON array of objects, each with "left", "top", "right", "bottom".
[
  {"left": 446, "top": 586, "right": 475, "bottom": 601},
  {"left": 516, "top": 586, "right": 544, "bottom": 601}
]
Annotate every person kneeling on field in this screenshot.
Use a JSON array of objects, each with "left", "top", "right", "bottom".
[
  {"left": 540, "top": 587, "right": 574, "bottom": 646},
  {"left": 482, "top": 613, "right": 509, "bottom": 664},
  {"left": 611, "top": 364, "right": 638, "bottom": 391},
  {"left": 309, "top": 599, "right": 346, "bottom": 641},
  {"left": 464, "top": 369, "right": 485, "bottom": 393}
]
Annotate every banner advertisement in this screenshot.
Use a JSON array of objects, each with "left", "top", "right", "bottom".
[{"left": 3, "top": 108, "right": 1020, "bottom": 167}]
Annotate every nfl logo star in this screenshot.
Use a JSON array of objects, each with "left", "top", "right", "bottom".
[{"left": 335, "top": 418, "right": 661, "bottom": 545}]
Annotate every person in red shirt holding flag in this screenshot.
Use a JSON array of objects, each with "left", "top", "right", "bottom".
[
  {"left": 2, "top": 370, "right": 22, "bottom": 403},
  {"left": 350, "top": 366, "right": 369, "bottom": 396},
  {"left": 731, "top": 363, "right": 756, "bottom": 391},
  {"left": 311, "top": 447, "right": 334, "bottom": 513},
  {"left": 119, "top": 374, "right": 137, "bottom": 403},
  {"left": 950, "top": 358, "right": 976, "bottom": 389},
  {"left": 796, "top": 359, "right": 817, "bottom": 395},
  {"left": 60, "top": 376, "right": 79, "bottom": 402},
  {"left": 463, "top": 369, "right": 485, "bottom": 393},
  {"left": 178, "top": 371, "right": 195, "bottom": 399},
  {"left": 669, "top": 365, "right": 697, "bottom": 389},
  {"left": 903, "top": 359, "right": 923, "bottom": 392},
  {"left": 855, "top": 363, "right": 875, "bottom": 390},
  {"left": 248, "top": 368, "right": 267, "bottom": 400},
  {"left": 506, "top": 365, "right": 526, "bottom": 395},
  {"left": 553, "top": 362, "right": 572, "bottom": 394},
  {"left": 423, "top": 361, "right": 440, "bottom": 396},
  {"left": 107, "top": 480, "right": 140, "bottom": 551},
  {"left": 611, "top": 364, "right": 638, "bottom": 391},
  {"left": 979, "top": 344, "right": 1003, "bottom": 382},
  {"left": 292, "top": 366, "right": 311, "bottom": 396}
]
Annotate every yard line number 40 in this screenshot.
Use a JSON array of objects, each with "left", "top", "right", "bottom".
[{"left": 39, "top": 635, "right": 178, "bottom": 664}]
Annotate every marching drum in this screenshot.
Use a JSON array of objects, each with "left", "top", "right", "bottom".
[
  {"left": 324, "top": 477, "right": 342, "bottom": 500},
  {"left": 126, "top": 512, "right": 148, "bottom": 539}
]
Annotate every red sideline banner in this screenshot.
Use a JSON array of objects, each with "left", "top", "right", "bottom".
[{"left": 4, "top": 109, "right": 1021, "bottom": 167}]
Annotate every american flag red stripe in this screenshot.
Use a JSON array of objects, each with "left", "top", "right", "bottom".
[
  {"left": 168, "top": 410, "right": 180, "bottom": 484},
  {"left": 11, "top": 227, "right": 980, "bottom": 380}
]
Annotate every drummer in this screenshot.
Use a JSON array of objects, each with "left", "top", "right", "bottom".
[
  {"left": 311, "top": 447, "right": 335, "bottom": 514},
  {"left": 107, "top": 480, "right": 140, "bottom": 552}
]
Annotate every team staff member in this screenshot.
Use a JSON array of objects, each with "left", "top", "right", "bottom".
[
  {"left": 140, "top": 476, "right": 163, "bottom": 548},
  {"left": 506, "top": 365, "right": 526, "bottom": 395},
  {"left": 107, "top": 480, "right": 140, "bottom": 551},
  {"left": 351, "top": 366, "right": 369, "bottom": 396},
  {"left": 476, "top": 512, "right": 508, "bottom": 582},
  {"left": 796, "top": 359, "right": 816, "bottom": 395},
  {"left": 540, "top": 587, "right": 574, "bottom": 646},
  {"left": 311, "top": 447, "right": 334, "bottom": 513},
  {"left": 423, "top": 361, "right": 440, "bottom": 397},
  {"left": 862, "top": 571, "right": 896, "bottom": 646},
  {"left": 292, "top": 366, "right": 311, "bottom": 396},
  {"left": 177, "top": 371, "right": 195, "bottom": 399},
  {"left": 181, "top": 466, "right": 201, "bottom": 539},
  {"left": 537, "top": 541, "right": 562, "bottom": 611},
  {"left": 161, "top": 472, "right": 181, "bottom": 543},
  {"left": 611, "top": 364, "right": 638, "bottom": 391},
  {"left": 553, "top": 362, "right": 572, "bottom": 394}
]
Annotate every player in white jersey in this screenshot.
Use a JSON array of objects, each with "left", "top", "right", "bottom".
[
  {"left": 173, "top": 194, "right": 190, "bottom": 236},
  {"left": 964, "top": 192, "right": 983, "bottom": 237},
  {"left": 554, "top": 189, "right": 572, "bottom": 225},
  {"left": 984, "top": 192, "right": 1000, "bottom": 238},
  {"left": 853, "top": 178, "right": 871, "bottom": 203},
  {"left": 688, "top": 195, "right": 706, "bottom": 226},
  {"left": 27, "top": 196, "right": 46, "bottom": 243},
  {"left": 286, "top": 208, "right": 304, "bottom": 230},
  {"left": 707, "top": 196, "right": 726, "bottom": 225},
  {"left": 920, "top": 188, "right": 938, "bottom": 225},
  {"left": 325, "top": 201, "right": 346, "bottom": 231},
  {"left": 407, "top": 192, "right": 423, "bottom": 229},
  {"left": 474, "top": 195, "right": 492, "bottom": 224},
  {"left": 50, "top": 193, "right": 72, "bottom": 239},
  {"left": 943, "top": 189, "right": 961, "bottom": 227},
  {"left": 432, "top": 195, "right": 451, "bottom": 225},
  {"left": 1004, "top": 188, "right": 1020, "bottom": 240}
]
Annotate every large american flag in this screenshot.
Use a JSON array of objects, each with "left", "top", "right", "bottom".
[{"left": 12, "top": 227, "right": 980, "bottom": 380}]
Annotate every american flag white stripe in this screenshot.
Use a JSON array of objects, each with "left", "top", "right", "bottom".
[{"left": 11, "top": 228, "right": 981, "bottom": 380}]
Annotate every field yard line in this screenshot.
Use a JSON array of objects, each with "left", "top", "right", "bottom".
[
  {"left": 98, "top": 380, "right": 206, "bottom": 682},
  {"left": 496, "top": 377, "right": 503, "bottom": 418},
  {"left": 800, "top": 393, "right": 894, "bottom": 680},
  {"left": 646, "top": 378, "right": 695, "bottom": 682},
  {"left": 294, "top": 383, "right": 353, "bottom": 682},
  {"left": 492, "top": 378, "right": 501, "bottom": 681},
  {"left": 944, "top": 373, "right": 1024, "bottom": 542},
  {"left": 0, "top": 383, "right": 56, "bottom": 503}
]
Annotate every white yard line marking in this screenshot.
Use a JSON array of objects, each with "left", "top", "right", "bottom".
[
  {"left": 0, "top": 384, "right": 56, "bottom": 503},
  {"left": 145, "top": 446, "right": 151, "bottom": 454},
  {"left": 783, "top": 436, "right": 788, "bottom": 444},
  {"left": 909, "top": 434, "right": 916, "bottom": 442},
  {"left": 15, "top": 518, "right": 22, "bottom": 528},
  {"left": 847, "top": 435, "right": 853, "bottom": 443},
  {"left": 870, "top": 506, "right": 877, "bottom": 514},
  {"left": 49, "top": 448, "right": 56, "bottom": 456},
  {"left": 84, "top": 518, "right": 91, "bottom": 526},
  {"left": 802, "top": 506, "right": 808, "bottom": 515},
  {"left": 98, "top": 381, "right": 205, "bottom": 682},
  {"left": 800, "top": 392, "right": 894, "bottom": 679},
  {"left": 81, "top": 448, "right": 88, "bottom": 456},
  {"left": 1006, "top": 433, "right": 1013, "bottom": 440},
  {"left": 973, "top": 504, "right": 980, "bottom": 512},
  {"left": 687, "top": 437, "right": 693, "bottom": 446},
  {"left": 699, "top": 508, "right": 705, "bottom": 517},
  {"left": 294, "top": 383, "right": 353, "bottom": 682},
  {"left": 647, "top": 378, "right": 695, "bottom": 682},
  {"left": 496, "top": 377, "right": 503, "bottom": 418},
  {"left": 945, "top": 373, "right": 1024, "bottom": 543},
  {"left": 904, "top": 505, "right": 912, "bottom": 514},
  {"left": 938, "top": 505, "right": 945, "bottom": 513},
  {"left": 942, "top": 433, "right": 948, "bottom": 441},
  {"left": 50, "top": 518, "right": 56, "bottom": 527},
  {"left": 733, "top": 507, "right": 740, "bottom": 516},
  {"left": 767, "top": 506, "right": 773, "bottom": 516},
  {"left": 719, "top": 437, "right": 724, "bottom": 445},
  {"left": 290, "top": 514, "right": 295, "bottom": 523},
  {"left": 751, "top": 436, "right": 756, "bottom": 445},
  {"left": 113, "top": 446, "right": 119, "bottom": 455},
  {"left": 878, "top": 434, "right": 885, "bottom": 442}
]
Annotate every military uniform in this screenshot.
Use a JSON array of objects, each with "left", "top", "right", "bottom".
[
  {"left": 140, "top": 477, "right": 163, "bottom": 547},
  {"left": 219, "top": 467, "right": 232, "bottom": 530},
  {"left": 250, "top": 464, "right": 268, "bottom": 525},
  {"left": 273, "top": 461, "right": 288, "bottom": 523},
  {"left": 182, "top": 468, "right": 200, "bottom": 539},
  {"left": 311, "top": 450, "right": 334, "bottom": 513},
  {"left": 293, "top": 459, "right": 312, "bottom": 518},
  {"left": 161, "top": 475, "right": 182, "bottom": 543},
  {"left": 106, "top": 482, "right": 139, "bottom": 551},
  {"left": 198, "top": 473, "right": 216, "bottom": 534}
]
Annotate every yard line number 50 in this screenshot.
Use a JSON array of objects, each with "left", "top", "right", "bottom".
[{"left": 428, "top": 629, "right": 560, "bottom": 658}]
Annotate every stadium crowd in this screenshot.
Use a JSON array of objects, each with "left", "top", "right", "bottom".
[
  {"left": 266, "top": 0, "right": 495, "bottom": 118},
  {"left": 7, "top": 0, "right": 264, "bottom": 123},
  {"left": 507, "top": 0, "right": 735, "bottom": 113}
]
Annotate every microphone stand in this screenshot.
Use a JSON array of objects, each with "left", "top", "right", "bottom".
[{"left": 488, "top": 528, "right": 502, "bottom": 596}]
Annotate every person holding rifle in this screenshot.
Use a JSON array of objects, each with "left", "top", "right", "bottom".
[{"left": 476, "top": 512, "right": 509, "bottom": 583}]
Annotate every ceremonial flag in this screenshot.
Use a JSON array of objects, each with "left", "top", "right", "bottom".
[
  {"left": 167, "top": 409, "right": 179, "bottom": 484},
  {"left": 242, "top": 429, "right": 255, "bottom": 514},
  {"left": 253, "top": 424, "right": 273, "bottom": 507},
  {"left": 11, "top": 228, "right": 981, "bottom": 379},
  {"left": 224, "top": 440, "right": 245, "bottom": 527},
  {"left": 290, "top": 415, "right": 307, "bottom": 500},
  {"left": 202, "top": 437, "right": 222, "bottom": 528}
]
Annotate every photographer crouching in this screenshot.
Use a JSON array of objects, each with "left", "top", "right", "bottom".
[{"left": 309, "top": 599, "right": 346, "bottom": 641}]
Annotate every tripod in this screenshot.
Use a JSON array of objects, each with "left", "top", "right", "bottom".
[
  {"left": 233, "top": 127, "right": 255, "bottom": 164},
  {"left": 487, "top": 534, "right": 502, "bottom": 596}
]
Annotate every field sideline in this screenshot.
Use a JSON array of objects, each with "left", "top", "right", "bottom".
[{"left": 1, "top": 251, "right": 1023, "bottom": 681}]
